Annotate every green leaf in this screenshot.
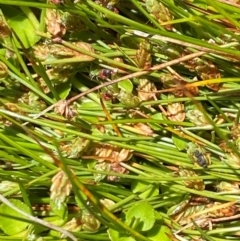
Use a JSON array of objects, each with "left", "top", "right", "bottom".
[
  {"left": 131, "top": 180, "right": 159, "bottom": 199},
  {"left": 118, "top": 79, "right": 133, "bottom": 92},
  {"left": 108, "top": 228, "right": 120, "bottom": 241},
  {"left": 107, "top": 228, "right": 136, "bottom": 241},
  {"left": 172, "top": 134, "right": 188, "bottom": 151},
  {"left": 50, "top": 199, "right": 68, "bottom": 221},
  {"left": 147, "top": 225, "right": 172, "bottom": 241},
  {"left": 126, "top": 202, "right": 155, "bottom": 232},
  {"left": 56, "top": 81, "right": 72, "bottom": 100},
  {"left": 2, "top": 6, "right": 40, "bottom": 48},
  {"left": 0, "top": 199, "right": 31, "bottom": 235}
]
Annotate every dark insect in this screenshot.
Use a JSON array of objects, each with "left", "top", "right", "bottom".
[
  {"left": 194, "top": 150, "right": 208, "bottom": 168},
  {"left": 99, "top": 69, "right": 113, "bottom": 79}
]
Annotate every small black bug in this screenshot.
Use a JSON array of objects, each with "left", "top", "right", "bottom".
[
  {"left": 193, "top": 150, "right": 208, "bottom": 168},
  {"left": 102, "top": 69, "right": 113, "bottom": 77},
  {"left": 99, "top": 69, "right": 113, "bottom": 79}
]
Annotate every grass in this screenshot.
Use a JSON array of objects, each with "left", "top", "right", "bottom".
[{"left": 0, "top": 0, "right": 240, "bottom": 240}]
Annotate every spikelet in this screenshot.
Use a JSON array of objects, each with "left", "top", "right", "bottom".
[
  {"left": 135, "top": 40, "right": 152, "bottom": 69},
  {"left": 146, "top": 0, "right": 173, "bottom": 30}
]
